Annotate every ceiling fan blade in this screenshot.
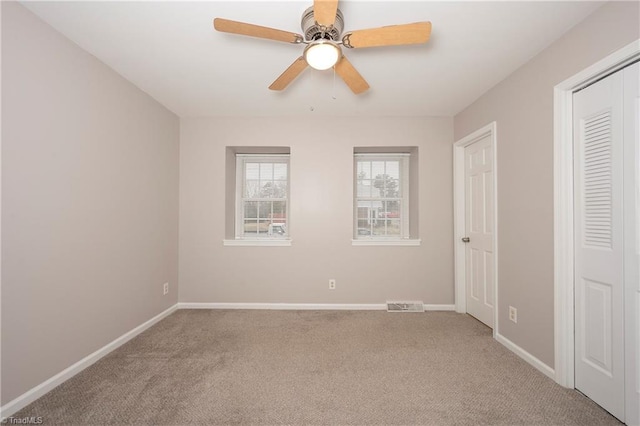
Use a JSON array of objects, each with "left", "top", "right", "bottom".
[
  {"left": 343, "top": 22, "right": 432, "bottom": 49},
  {"left": 335, "top": 55, "right": 369, "bottom": 95},
  {"left": 213, "top": 18, "right": 302, "bottom": 44},
  {"left": 314, "top": 0, "right": 339, "bottom": 27},
  {"left": 269, "top": 57, "right": 308, "bottom": 91}
]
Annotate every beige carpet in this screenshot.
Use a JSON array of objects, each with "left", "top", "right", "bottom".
[{"left": 13, "top": 310, "right": 620, "bottom": 425}]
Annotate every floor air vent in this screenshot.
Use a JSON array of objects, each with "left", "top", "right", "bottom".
[{"left": 386, "top": 301, "right": 425, "bottom": 312}]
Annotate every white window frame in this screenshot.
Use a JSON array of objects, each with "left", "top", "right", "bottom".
[
  {"left": 353, "top": 153, "right": 413, "bottom": 245},
  {"left": 224, "top": 154, "right": 291, "bottom": 246}
]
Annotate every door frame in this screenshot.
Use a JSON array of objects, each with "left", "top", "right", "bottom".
[
  {"left": 553, "top": 39, "right": 639, "bottom": 395},
  {"left": 453, "top": 121, "right": 498, "bottom": 336}
]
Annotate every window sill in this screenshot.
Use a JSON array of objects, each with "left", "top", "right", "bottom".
[
  {"left": 351, "top": 239, "right": 421, "bottom": 247},
  {"left": 223, "top": 239, "right": 292, "bottom": 247}
]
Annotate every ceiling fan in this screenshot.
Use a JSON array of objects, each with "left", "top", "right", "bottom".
[{"left": 213, "top": 0, "right": 432, "bottom": 94}]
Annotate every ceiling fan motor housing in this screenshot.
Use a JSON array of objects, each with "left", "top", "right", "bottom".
[{"left": 301, "top": 6, "right": 344, "bottom": 41}]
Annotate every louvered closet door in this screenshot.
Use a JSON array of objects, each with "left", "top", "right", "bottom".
[{"left": 573, "top": 68, "right": 624, "bottom": 421}]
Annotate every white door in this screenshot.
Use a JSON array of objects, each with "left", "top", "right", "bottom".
[
  {"left": 573, "top": 65, "right": 630, "bottom": 421},
  {"left": 464, "top": 135, "right": 494, "bottom": 328}
]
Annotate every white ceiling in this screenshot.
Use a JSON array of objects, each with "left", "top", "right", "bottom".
[{"left": 21, "top": 1, "right": 604, "bottom": 117}]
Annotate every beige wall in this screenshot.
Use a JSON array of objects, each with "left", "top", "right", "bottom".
[
  {"left": 1, "top": 2, "right": 180, "bottom": 404},
  {"left": 179, "top": 116, "right": 454, "bottom": 304},
  {"left": 454, "top": 1, "right": 640, "bottom": 367}
]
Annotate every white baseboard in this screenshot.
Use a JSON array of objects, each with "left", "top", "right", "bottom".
[
  {"left": 0, "top": 304, "right": 178, "bottom": 418},
  {"left": 424, "top": 304, "right": 456, "bottom": 311},
  {"left": 496, "top": 332, "right": 555, "bottom": 380},
  {"left": 178, "top": 303, "right": 456, "bottom": 311},
  {"left": 179, "top": 302, "right": 387, "bottom": 310}
]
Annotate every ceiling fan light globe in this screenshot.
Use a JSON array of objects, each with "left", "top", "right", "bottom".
[{"left": 304, "top": 41, "right": 341, "bottom": 70}]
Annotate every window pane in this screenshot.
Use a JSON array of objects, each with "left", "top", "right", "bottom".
[
  {"left": 374, "top": 174, "right": 399, "bottom": 198},
  {"left": 243, "top": 219, "right": 258, "bottom": 235},
  {"left": 382, "top": 201, "right": 400, "bottom": 219},
  {"left": 258, "top": 219, "right": 270, "bottom": 234},
  {"left": 260, "top": 163, "right": 273, "bottom": 180},
  {"left": 356, "top": 224, "right": 372, "bottom": 236},
  {"left": 357, "top": 179, "right": 372, "bottom": 197},
  {"left": 269, "top": 221, "right": 287, "bottom": 236},
  {"left": 272, "top": 201, "right": 287, "bottom": 221},
  {"left": 371, "top": 161, "right": 385, "bottom": 178},
  {"left": 387, "top": 219, "right": 401, "bottom": 236},
  {"left": 386, "top": 161, "right": 400, "bottom": 180},
  {"left": 387, "top": 177, "right": 400, "bottom": 197},
  {"left": 259, "top": 181, "right": 274, "bottom": 198},
  {"left": 272, "top": 181, "right": 287, "bottom": 198},
  {"left": 258, "top": 201, "right": 272, "bottom": 219},
  {"left": 357, "top": 161, "right": 371, "bottom": 179},
  {"left": 356, "top": 202, "right": 373, "bottom": 235},
  {"left": 244, "top": 201, "right": 258, "bottom": 219},
  {"left": 274, "top": 163, "right": 287, "bottom": 180},
  {"left": 246, "top": 179, "right": 260, "bottom": 197},
  {"left": 372, "top": 175, "right": 384, "bottom": 197},
  {"left": 372, "top": 220, "right": 386, "bottom": 236},
  {"left": 357, "top": 201, "right": 372, "bottom": 218},
  {"left": 245, "top": 163, "right": 259, "bottom": 180}
]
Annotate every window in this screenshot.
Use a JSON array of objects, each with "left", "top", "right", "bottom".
[
  {"left": 235, "top": 154, "right": 289, "bottom": 240},
  {"left": 354, "top": 153, "right": 411, "bottom": 241}
]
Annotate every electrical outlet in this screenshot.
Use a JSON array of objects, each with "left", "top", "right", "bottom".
[
  {"left": 329, "top": 279, "right": 336, "bottom": 290},
  {"left": 509, "top": 306, "right": 517, "bottom": 323},
  {"left": 163, "top": 282, "right": 169, "bottom": 295}
]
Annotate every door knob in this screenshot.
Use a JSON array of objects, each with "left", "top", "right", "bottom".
[{"left": 461, "top": 237, "right": 470, "bottom": 243}]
